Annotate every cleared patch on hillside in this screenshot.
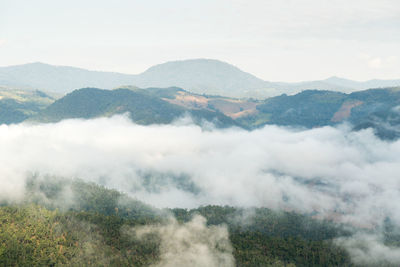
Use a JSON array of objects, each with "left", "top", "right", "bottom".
[
  {"left": 163, "top": 91, "right": 258, "bottom": 118},
  {"left": 331, "top": 100, "right": 363, "bottom": 122}
]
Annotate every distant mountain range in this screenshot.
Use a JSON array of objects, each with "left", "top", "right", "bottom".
[{"left": 1, "top": 59, "right": 400, "bottom": 98}]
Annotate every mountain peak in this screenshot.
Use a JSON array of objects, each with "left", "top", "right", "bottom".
[
  {"left": 143, "top": 58, "right": 247, "bottom": 75},
  {"left": 324, "top": 76, "right": 350, "bottom": 82}
]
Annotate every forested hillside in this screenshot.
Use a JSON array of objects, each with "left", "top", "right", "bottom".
[
  {"left": 1, "top": 86, "right": 400, "bottom": 140},
  {"left": 0, "top": 177, "right": 359, "bottom": 266},
  {"left": 241, "top": 87, "right": 400, "bottom": 139}
]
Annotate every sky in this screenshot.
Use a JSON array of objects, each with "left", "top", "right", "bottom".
[{"left": 0, "top": 0, "right": 399, "bottom": 82}]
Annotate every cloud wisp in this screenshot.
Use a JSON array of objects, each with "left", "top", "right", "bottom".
[{"left": 125, "top": 215, "right": 234, "bottom": 267}]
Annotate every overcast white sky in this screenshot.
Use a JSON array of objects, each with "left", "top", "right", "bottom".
[{"left": 1, "top": 0, "right": 399, "bottom": 82}]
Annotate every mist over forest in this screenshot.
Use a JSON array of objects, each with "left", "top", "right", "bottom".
[{"left": 1, "top": 114, "right": 400, "bottom": 265}]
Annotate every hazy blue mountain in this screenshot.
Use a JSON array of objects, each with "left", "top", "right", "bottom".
[
  {"left": 133, "top": 59, "right": 273, "bottom": 97},
  {"left": 0, "top": 62, "right": 134, "bottom": 93},
  {"left": 2, "top": 59, "right": 399, "bottom": 98},
  {"left": 0, "top": 60, "right": 273, "bottom": 98},
  {"left": 275, "top": 77, "right": 400, "bottom": 95},
  {"left": 323, "top": 76, "right": 400, "bottom": 91}
]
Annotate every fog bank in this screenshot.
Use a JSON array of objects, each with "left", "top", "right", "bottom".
[{"left": 1, "top": 116, "right": 400, "bottom": 226}]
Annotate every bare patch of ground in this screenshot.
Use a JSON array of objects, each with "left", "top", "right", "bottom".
[{"left": 331, "top": 100, "right": 363, "bottom": 122}]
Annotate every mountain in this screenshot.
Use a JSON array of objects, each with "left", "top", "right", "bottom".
[
  {"left": 134, "top": 59, "right": 273, "bottom": 97},
  {"left": 2, "top": 84, "right": 400, "bottom": 139},
  {"left": 2, "top": 59, "right": 399, "bottom": 98},
  {"left": 275, "top": 76, "right": 400, "bottom": 95},
  {"left": 0, "top": 62, "right": 135, "bottom": 93},
  {"left": 323, "top": 76, "right": 400, "bottom": 91},
  {"left": 241, "top": 87, "right": 400, "bottom": 139},
  {"left": 32, "top": 87, "right": 239, "bottom": 128},
  {"left": 0, "top": 60, "right": 272, "bottom": 98}
]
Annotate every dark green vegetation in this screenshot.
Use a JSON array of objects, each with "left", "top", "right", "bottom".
[
  {"left": 242, "top": 88, "right": 400, "bottom": 139},
  {"left": 2, "top": 177, "right": 400, "bottom": 266},
  {"left": 0, "top": 177, "right": 357, "bottom": 266},
  {"left": 1, "top": 86, "right": 400, "bottom": 139},
  {"left": 172, "top": 206, "right": 353, "bottom": 266}
]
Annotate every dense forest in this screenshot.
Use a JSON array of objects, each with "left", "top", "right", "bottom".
[{"left": 1, "top": 176, "right": 398, "bottom": 266}]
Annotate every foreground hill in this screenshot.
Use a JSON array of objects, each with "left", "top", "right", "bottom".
[
  {"left": 0, "top": 176, "right": 358, "bottom": 266},
  {"left": 2, "top": 60, "right": 400, "bottom": 98}
]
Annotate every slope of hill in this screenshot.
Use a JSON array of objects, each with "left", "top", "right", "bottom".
[
  {"left": 133, "top": 59, "right": 273, "bottom": 97},
  {"left": 2, "top": 60, "right": 399, "bottom": 98},
  {"left": 240, "top": 87, "right": 400, "bottom": 139},
  {"left": 0, "top": 176, "right": 356, "bottom": 266},
  {"left": 0, "top": 62, "right": 134, "bottom": 93},
  {"left": 0, "top": 87, "right": 55, "bottom": 124}
]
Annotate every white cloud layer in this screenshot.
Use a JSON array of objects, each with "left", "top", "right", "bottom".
[
  {"left": 2, "top": 115, "right": 400, "bottom": 263},
  {"left": 336, "top": 233, "right": 400, "bottom": 265},
  {"left": 1, "top": 115, "right": 399, "bottom": 228}
]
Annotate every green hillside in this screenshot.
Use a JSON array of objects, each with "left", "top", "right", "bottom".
[
  {"left": 2, "top": 86, "right": 400, "bottom": 140},
  {"left": 239, "top": 87, "right": 400, "bottom": 139},
  {"left": 0, "top": 177, "right": 358, "bottom": 266}
]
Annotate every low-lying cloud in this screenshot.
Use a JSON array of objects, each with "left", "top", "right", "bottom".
[
  {"left": 126, "top": 215, "right": 234, "bottom": 267},
  {"left": 336, "top": 233, "right": 400, "bottom": 265},
  {"left": 1, "top": 115, "right": 400, "bottom": 263}
]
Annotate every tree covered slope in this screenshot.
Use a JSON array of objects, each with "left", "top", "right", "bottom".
[
  {"left": 240, "top": 87, "right": 400, "bottom": 139},
  {"left": 0, "top": 177, "right": 358, "bottom": 266},
  {"left": 1, "top": 85, "right": 400, "bottom": 140}
]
